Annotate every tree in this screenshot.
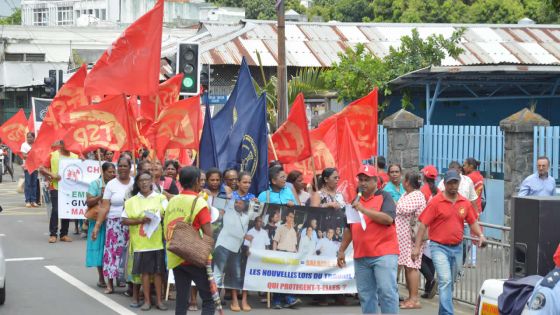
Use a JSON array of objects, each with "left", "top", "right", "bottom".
[
  {"left": 468, "top": 0, "right": 525, "bottom": 24},
  {"left": 0, "top": 8, "right": 21, "bottom": 25},
  {"left": 321, "top": 28, "right": 464, "bottom": 108},
  {"left": 243, "top": 0, "right": 275, "bottom": 20},
  {"left": 332, "top": 0, "right": 374, "bottom": 22}
]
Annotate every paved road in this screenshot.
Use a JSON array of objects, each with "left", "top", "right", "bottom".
[{"left": 0, "top": 168, "right": 475, "bottom": 314}]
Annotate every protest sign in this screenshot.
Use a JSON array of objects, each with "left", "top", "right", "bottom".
[
  {"left": 31, "top": 97, "right": 51, "bottom": 136},
  {"left": 58, "top": 159, "right": 101, "bottom": 219},
  {"left": 211, "top": 201, "right": 356, "bottom": 294}
]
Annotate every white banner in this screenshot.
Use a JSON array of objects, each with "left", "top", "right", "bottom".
[
  {"left": 58, "top": 159, "right": 102, "bottom": 219},
  {"left": 243, "top": 249, "right": 356, "bottom": 294}
]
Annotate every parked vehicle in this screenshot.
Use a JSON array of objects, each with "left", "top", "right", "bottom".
[{"left": 0, "top": 238, "right": 5, "bottom": 305}]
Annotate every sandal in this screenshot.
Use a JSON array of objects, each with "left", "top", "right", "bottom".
[
  {"left": 130, "top": 302, "right": 142, "bottom": 308},
  {"left": 156, "top": 303, "right": 168, "bottom": 311},
  {"left": 188, "top": 304, "right": 199, "bottom": 311},
  {"left": 141, "top": 303, "right": 152, "bottom": 311},
  {"left": 97, "top": 282, "right": 107, "bottom": 288},
  {"left": 400, "top": 299, "right": 421, "bottom": 309},
  {"left": 104, "top": 288, "right": 114, "bottom": 294}
]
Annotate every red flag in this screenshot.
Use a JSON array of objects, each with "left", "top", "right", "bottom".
[
  {"left": 0, "top": 109, "right": 28, "bottom": 155},
  {"left": 139, "top": 73, "right": 183, "bottom": 128},
  {"left": 84, "top": 0, "right": 163, "bottom": 96},
  {"left": 284, "top": 120, "right": 338, "bottom": 183},
  {"left": 146, "top": 96, "right": 202, "bottom": 161},
  {"left": 26, "top": 65, "right": 89, "bottom": 172},
  {"left": 322, "top": 89, "right": 378, "bottom": 159},
  {"left": 269, "top": 93, "right": 312, "bottom": 164},
  {"left": 337, "top": 118, "right": 362, "bottom": 202},
  {"left": 60, "top": 95, "right": 131, "bottom": 153}
]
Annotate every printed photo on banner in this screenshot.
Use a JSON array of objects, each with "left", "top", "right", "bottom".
[{"left": 209, "top": 200, "right": 355, "bottom": 294}]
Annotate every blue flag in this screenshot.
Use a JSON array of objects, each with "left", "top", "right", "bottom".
[
  {"left": 199, "top": 102, "right": 219, "bottom": 171},
  {"left": 212, "top": 57, "right": 258, "bottom": 169},
  {"left": 228, "top": 93, "right": 269, "bottom": 195}
]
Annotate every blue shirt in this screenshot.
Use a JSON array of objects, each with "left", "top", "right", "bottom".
[
  {"left": 87, "top": 177, "right": 104, "bottom": 197},
  {"left": 232, "top": 191, "right": 255, "bottom": 201},
  {"left": 258, "top": 186, "right": 297, "bottom": 205},
  {"left": 526, "top": 267, "right": 560, "bottom": 314},
  {"left": 384, "top": 181, "right": 405, "bottom": 202},
  {"left": 518, "top": 173, "right": 556, "bottom": 197}
]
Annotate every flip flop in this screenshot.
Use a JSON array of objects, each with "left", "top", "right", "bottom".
[
  {"left": 400, "top": 299, "right": 422, "bottom": 309},
  {"left": 104, "top": 288, "right": 114, "bottom": 294}
]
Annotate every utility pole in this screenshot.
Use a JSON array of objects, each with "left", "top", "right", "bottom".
[{"left": 276, "top": 0, "right": 288, "bottom": 127}]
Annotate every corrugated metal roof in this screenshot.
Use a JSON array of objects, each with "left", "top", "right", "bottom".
[{"left": 197, "top": 20, "right": 560, "bottom": 67}]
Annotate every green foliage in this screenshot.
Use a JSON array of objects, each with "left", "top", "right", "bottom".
[
  {"left": 321, "top": 29, "right": 464, "bottom": 109},
  {"left": 0, "top": 9, "right": 21, "bottom": 25},
  {"left": 468, "top": 0, "right": 525, "bottom": 24}
]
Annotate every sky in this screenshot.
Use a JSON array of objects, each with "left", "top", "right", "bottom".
[{"left": 0, "top": 0, "right": 20, "bottom": 17}]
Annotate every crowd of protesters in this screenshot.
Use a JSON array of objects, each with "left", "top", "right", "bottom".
[{"left": 18, "top": 135, "right": 530, "bottom": 315}]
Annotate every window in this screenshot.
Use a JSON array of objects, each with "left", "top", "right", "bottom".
[
  {"left": 33, "top": 8, "right": 48, "bottom": 26},
  {"left": 25, "top": 53, "right": 45, "bottom": 62},
  {"left": 95, "top": 9, "right": 99, "bottom": 18},
  {"left": 76, "top": 10, "right": 81, "bottom": 18},
  {"left": 100, "top": 9, "right": 106, "bottom": 20},
  {"left": 4, "top": 53, "right": 24, "bottom": 61},
  {"left": 57, "top": 6, "right": 73, "bottom": 25}
]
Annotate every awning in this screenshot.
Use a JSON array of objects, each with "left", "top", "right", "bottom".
[{"left": 0, "top": 61, "right": 68, "bottom": 88}]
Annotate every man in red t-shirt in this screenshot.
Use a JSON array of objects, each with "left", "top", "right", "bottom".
[
  {"left": 411, "top": 169, "right": 486, "bottom": 315},
  {"left": 337, "top": 164, "right": 399, "bottom": 314}
]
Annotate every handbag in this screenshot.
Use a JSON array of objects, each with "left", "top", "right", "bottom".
[
  {"left": 481, "top": 182, "right": 487, "bottom": 212},
  {"left": 410, "top": 216, "right": 428, "bottom": 243},
  {"left": 84, "top": 204, "right": 100, "bottom": 220},
  {"left": 168, "top": 197, "right": 215, "bottom": 268}
]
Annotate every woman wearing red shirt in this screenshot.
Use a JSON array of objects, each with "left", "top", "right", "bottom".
[{"left": 463, "top": 158, "right": 484, "bottom": 214}]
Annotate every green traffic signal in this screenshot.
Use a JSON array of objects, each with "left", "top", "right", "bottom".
[{"left": 183, "top": 77, "right": 194, "bottom": 88}]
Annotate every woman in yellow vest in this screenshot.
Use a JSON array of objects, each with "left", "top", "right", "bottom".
[
  {"left": 122, "top": 170, "right": 168, "bottom": 311},
  {"left": 164, "top": 166, "right": 215, "bottom": 315}
]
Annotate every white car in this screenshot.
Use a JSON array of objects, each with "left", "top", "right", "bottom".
[
  {"left": 0, "top": 238, "right": 5, "bottom": 305},
  {"left": 476, "top": 279, "right": 530, "bottom": 315}
]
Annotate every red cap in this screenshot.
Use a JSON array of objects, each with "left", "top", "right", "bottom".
[
  {"left": 357, "top": 164, "right": 378, "bottom": 177},
  {"left": 422, "top": 165, "right": 438, "bottom": 179}
]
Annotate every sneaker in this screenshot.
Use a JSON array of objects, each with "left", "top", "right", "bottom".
[
  {"left": 285, "top": 298, "right": 302, "bottom": 309},
  {"left": 48, "top": 236, "right": 57, "bottom": 243},
  {"left": 26, "top": 203, "right": 32, "bottom": 208},
  {"left": 273, "top": 304, "right": 283, "bottom": 310},
  {"left": 60, "top": 235, "right": 73, "bottom": 242}
]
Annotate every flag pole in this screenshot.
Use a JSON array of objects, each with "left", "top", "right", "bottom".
[
  {"left": 97, "top": 149, "right": 104, "bottom": 186},
  {"left": 268, "top": 135, "right": 279, "bottom": 161}
]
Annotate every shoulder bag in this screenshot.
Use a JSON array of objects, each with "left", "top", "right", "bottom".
[{"left": 168, "top": 197, "right": 215, "bottom": 268}]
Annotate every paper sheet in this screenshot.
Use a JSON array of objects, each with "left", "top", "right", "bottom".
[
  {"left": 143, "top": 210, "right": 161, "bottom": 238},
  {"left": 345, "top": 205, "right": 367, "bottom": 230}
]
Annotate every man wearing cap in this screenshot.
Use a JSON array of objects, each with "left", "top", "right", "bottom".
[
  {"left": 337, "top": 164, "right": 399, "bottom": 314},
  {"left": 411, "top": 169, "right": 486, "bottom": 315}
]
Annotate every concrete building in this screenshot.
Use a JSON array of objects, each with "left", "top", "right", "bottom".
[{"left": 20, "top": 0, "right": 244, "bottom": 26}]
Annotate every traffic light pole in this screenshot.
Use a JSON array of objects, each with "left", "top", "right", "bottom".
[{"left": 276, "top": 0, "right": 288, "bottom": 128}]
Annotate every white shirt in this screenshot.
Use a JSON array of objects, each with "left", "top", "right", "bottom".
[
  {"left": 315, "top": 238, "right": 339, "bottom": 257},
  {"left": 438, "top": 174, "right": 478, "bottom": 201},
  {"left": 215, "top": 209, "right": 250, "bottom": 252},
  {"left": 298, "top": 234, "right": 316, "bottom": 256},
  {"left": 20, "top": 142, "right": 31, "bottom": 167},
  {"left": 103, "top": 177, "right": 134, "bottom": 219},
  {"left": 243, "top": 227, "right": 270, "bottom": 250}
]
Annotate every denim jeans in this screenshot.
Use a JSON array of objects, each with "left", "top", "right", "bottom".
[
  {"left": 272, "top": 293, "right": 297, "bottom": 307},
  {"left": 212, "top": 245, "right": 242, "bottom": 289},
  {"left": 24, "top": 170, "right": 38, "bottom": 203},
  {"left": 354, "top": 255, "right": 399, "bottom": 314},
  {"left": 430, "top": 241, "right": 463, "bottom": 315}
]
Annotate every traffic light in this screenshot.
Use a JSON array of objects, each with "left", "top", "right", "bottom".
[
  {"left": 177, "top": 42, "right": 200, "bottom": 96},
  {"left": 44, "top": 69, "right": 57, "bottom": 98},
  {"left": 200, "top": 64, "right": 209, "bottom": 88}
]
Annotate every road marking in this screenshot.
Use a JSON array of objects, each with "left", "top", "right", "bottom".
[
  {"left": 45, "top": 265, "right": 136, "bottom": 315},
  {"left": 0, "top": 234, "right": 5, "bottom": 237},
  {"left": 6, "top": 257, "right": 44, "bottom": 262}
]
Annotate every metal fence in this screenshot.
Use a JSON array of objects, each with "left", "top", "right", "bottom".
[
  {"left": 398, "top": 222, "right": 511, "bottom": 306},
  {"left": 420, "top": 125, "right": 504, "bottom": 175}
]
